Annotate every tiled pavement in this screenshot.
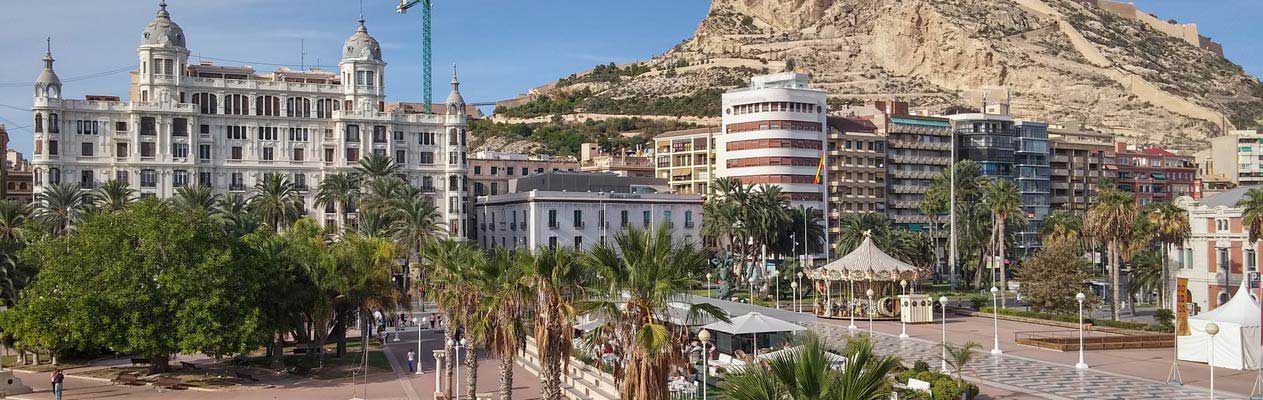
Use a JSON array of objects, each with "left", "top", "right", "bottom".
[{"left": 808, "top": 321, "right": 1237, "bottom": 400}]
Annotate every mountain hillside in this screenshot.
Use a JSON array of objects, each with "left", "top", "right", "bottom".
[{"left": 502, "top": 0, "right": 1263, "bottom": 149}]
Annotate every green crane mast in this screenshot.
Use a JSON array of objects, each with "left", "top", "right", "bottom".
[{"left": 396, "top": 0, "right": 433, "bottom": 114}]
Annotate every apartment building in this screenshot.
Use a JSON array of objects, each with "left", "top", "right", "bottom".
[
  {"left": 1047, "top": 127, "right": 1116, "bottom": 214},
  {"left": 824, "top": 116, "right": 886, "bottom": 237},
  {"left": 467, "top": 151, "right": 577, "bottom": 197},
  {"left": 882, "top": 114, "right": 953, "bottom": 232},
  {"left": 1204, "top": 130, "right": 1263, "bottom": 186},
  {"left": 653, "top": 127, "right": 718, "bottom": 196},
  {"left": 1115, "top": 143, "right": 1196, "bottom": 205},
  {"left": 579, "top": 143, "right": 654, "bottom": 177}
]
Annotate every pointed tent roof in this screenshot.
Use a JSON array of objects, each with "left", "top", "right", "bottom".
[
  {"left": 810, "top": 231, "right": 921, "bottom": 281},
  {"left": 700, "top": 312, "right": 806, "bottom": 335},
  {"left": 1192, "top": 278, "right": 1260, "bottom": 328}
]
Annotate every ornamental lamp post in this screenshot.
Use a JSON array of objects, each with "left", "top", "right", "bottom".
[
  {"left": 706, "top": 272, "right": 713, "bottom": 299},
  {"left": 1075, "top": 293, "right": 1088, "bottom": 370},
  {"left": 939, "top": 295, "right": 950, "bottom": 372},
  {"left": 698, "top": 329, "right": 711, "bottom": 400},
  {"left": 899, "top": 280, "right": 909, "bottom": 339},
  {"left": 866, "top": 288, "right": 875, "bottom": 336},
  {"left": 1207, "top": 322, "right": 1220, "bottom": 400},
  {"left": 415, "top": 317, "right": 427, "bottom": 375},
  {"left": 990, "top": 287, "right": 1002, "bottom": 355},
  {"left": 791, "top": 281, "right": 800, "bottom": 313}
]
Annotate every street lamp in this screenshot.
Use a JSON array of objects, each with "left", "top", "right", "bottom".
[
  {"left": 796, "top": 271, "right": 804, "bottom": 312},
  {"left": 449, "top": 338, "right": 467, "bottom": 400},
  {"left": 698, "top": 329, "right": 711, "bottom": 400},
  {"left": 1075, "top": 293, "right": 1088, "bottom": 370},
  {"left": 415, "top": 317, "right": 427, "bottom": 375},
  {"left": 939, "top": 296, "right": 950, "bottom": 372},
  {"left": 706, "top": 272, "right": 713, "bottom": 299},
  {"left": 791, "top": 281, "right": 799, "bottom": 313},
  {"left": 1207, "top": 322, "right": 1220, "bottom": 400},
  {"left": 772, "top": 270, "right": 781, "bottom": 309},
  {"left": 866, "top": 288, "right": 875, "bottom": 336},
  {"left": 848, "top": 280, "right": 858, "bottom": 331},
  {"left": 990, "top": 287, "right": 1002, "bottom": 355},
  {"left": 899, "top": 280, "right": 909, "bottom": 339},
  {"left": 748, "top": 276, "right": 757, "bottom": 307}
]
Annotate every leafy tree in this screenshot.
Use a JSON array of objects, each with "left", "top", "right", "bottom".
[
  {"left": 922, "top": 161, "right": 990, "bottom": 288},
  {"left": 942, "top": 342, "right": 982, "bottom": 393},
  {"left": 469, "top": 250, "right": 529, "bottom": 400},
  {"left": 172, "top": 185, "right": 220, "bottom": 216},
  {"left": 7, "top": 200, "right": 269, "bottom": 372},
  {"left": 356, "top": 153, "right": 401, "bottom": 181},
  {"left": 1016, "top": 239, "right": 1095, "bottom": 314},
  {"left": 1040, "top": 210, "right": 1084, "bottom": 249},
  {"left": 389, "top": 196, "right": 445, "bottom": 292}
]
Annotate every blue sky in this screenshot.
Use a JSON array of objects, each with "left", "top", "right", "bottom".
[{"left": 0, "top": 0, "right": 1258, "bottom": 154}]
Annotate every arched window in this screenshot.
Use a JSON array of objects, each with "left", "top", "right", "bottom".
[
  {"left": 256, "top": 95, "right": 280, "bottom": 116},
  {"left": 287, "top": 98, "right": 311, "bottom": 118},
  {"left": 224, "top": 94, "right": 249, "bottom": 115},
  {"left": 34, "top": 113, "right": 42, "bottom": 133},
  {"left": 192, "top": 93, "right": 218, "bottom": 114},
  {"left": 49, "top": 113, "right": 59, "bottom": 133}
]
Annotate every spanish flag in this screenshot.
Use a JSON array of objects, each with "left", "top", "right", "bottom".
[{"left": 813, "top": 154, "right": 825, "bottom": 184}]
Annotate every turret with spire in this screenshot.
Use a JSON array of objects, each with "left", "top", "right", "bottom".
[
  {"left": 445, "top": 64, "right": 465, "bottom": 116},
  {"left": 34, "top": 38, "right": 61, "bottom": 99}
]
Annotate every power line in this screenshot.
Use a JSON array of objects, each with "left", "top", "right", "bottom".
[
  {"left": 0, "top": 65, "right": 135, "bottom": 88},
  {"left": 0, "top": 104, "right": 28, "bottom": 112}
]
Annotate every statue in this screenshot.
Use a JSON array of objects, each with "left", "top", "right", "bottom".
[{"left": 710, "top": 251, "right": 735, "bottom": 300}]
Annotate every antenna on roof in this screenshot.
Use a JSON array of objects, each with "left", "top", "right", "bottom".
[{"left": 300, "top": 39, "right": 306, "bottom": 71}]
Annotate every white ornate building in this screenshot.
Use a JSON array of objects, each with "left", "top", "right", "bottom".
[{"left": 30, "top": 2, "right": 469, "bottom": 236}]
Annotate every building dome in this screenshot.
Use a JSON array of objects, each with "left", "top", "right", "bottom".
[
  {"left": 445, "top": 64, "right": 465, "bottom": 110},
  {"left": 342, "top": 18, "right": 382, "bottom": 61},
  {"left": 34, "top": 38, "right": 61, "bottom": 99},
  {"left": 140, "top": 1, "right": 186, "bottom": 48}
]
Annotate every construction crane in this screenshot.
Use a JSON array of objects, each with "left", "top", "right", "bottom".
[{"left": 396, "top": 0, "right": 434, "bottom": 114}]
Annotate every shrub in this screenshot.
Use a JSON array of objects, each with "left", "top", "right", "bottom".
[
  {"left": 978, "top": 306, "right": 1171, "bottom": 332},
  {"left": 913, "top": 360, "right": 930, "bottom": 373},
  {"left": 1154, "top": 309, "right": 1174, "bottom": 331},
  {"left": 896, "top": 370, "right": 979, "bottom": 400}
]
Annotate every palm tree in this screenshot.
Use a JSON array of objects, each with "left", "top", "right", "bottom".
[
  {"left": 982, "top": 179, "right": 1021, "bottom": 306},
  {"left": 329, "top": 233, "right": 401, "bottom": 366},
  {"left": 469, "top": 250, "right": 529, "bottom": 400},
  {"left": 423, "top": 239, "right": 484, "bottom": 399},
  {"left": 315, "top": 173, "right": 360, "bottom": 233},
  {"left": 1148, "top": 202, "right": 1190, "bottom": 309},
  {"left": 718, "top": 333, "right": 897, "bottom": 400},
  {"left": 924, "top": 160, "right": 988, "bottom": 288},
  {"left": 580, "top": 225, "right": 728, "bottom": 400},
  {"left": 0, "top": 200, "right": 27, "bottom": 243},
  {"left": 1085, "top": 187, "right": 1137, "bottom": 320},
  {"left": 1040, "top": 210, "right": 1083, "bottom": 247},
  {"left": 835, "top": 213, "right": 893, "bottom": 254},
  {"left": 943, "top": 341, "right": 982, "bottom": 388},
  {"left": 172, "top": 185, "right": 220, "bottom": 216},
  {"left": 214, "top": 195, "right": 260, "bottom": 236},
  {"left": 360, "top": 176, "right": 408, "bottom": 214},
  {"left": 1126, "top": 249, "right": 1162, "bottom": 306},
  {"left": 249, "top": 172, "right": 304, "bottom": 233},
  {"left": 356, "top": 153, "right": 401, "bottom": 181},
  {"left": 521, "top": 246, "right": 591, "bottom": 399},
  {"left": 389, "top": 196, "right": 445, "bottom": 293},
  {"left": 32, "top": 182, "right": 93, "bottom": 236},
  {"left": 93, "top": 180, "right": 135, "bottom": 211}
]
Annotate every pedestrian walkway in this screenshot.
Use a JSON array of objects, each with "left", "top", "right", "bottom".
[{"left": 808, "top": 321, "right": 1238, "bottom": 399}]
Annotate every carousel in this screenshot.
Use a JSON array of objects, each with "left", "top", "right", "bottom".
[{"left": 805, "top": 231, "right": 930, "bottom": 322}]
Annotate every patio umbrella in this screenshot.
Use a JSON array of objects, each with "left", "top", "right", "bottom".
[{"left": 700, "top": 312, "right": 807, "bottom": 358}]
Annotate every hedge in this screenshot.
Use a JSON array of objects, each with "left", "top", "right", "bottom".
[{"left": 978, "top": 306, "right": 1171, "bottom": 333}]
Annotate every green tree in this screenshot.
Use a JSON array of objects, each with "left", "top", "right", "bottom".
[
  {"left": 172, "top": 185, "right": 220, "bottom": 216},
  {"left": 1040, "top": 210, "right": 1084, "bottom": 248},
  {"left": 356, "top": 153, "right": 401, "bottom": 181},
  {"left": 923, "top": 161, "right": 989, "bottom": 288},
  {"left": 8, "top": 200, "right": 269, "bottom": 373},
  {"left": 389, "top": 196, "right": 445, "bottom": 292},
  {"left": 315, "top": 173, "right": 360, "bottom": 233},
  {"left": 423, "top": 239, "right": 484, "bottom": 399},
  {"left": 521, "top": 246, "right": 591, "bottom": 399},
  {"left": 1016, "top": 239, "right": 1094, "bottom": 314},
  {"left": 580, "top": 225, "right": 727, "bottom": 400},
  {"left": 982, "top": 179, "right": 1021, "bottom": 305},
  {"left": 469, "top": 250, "right": 529, "bottom": 400},
  {"left": 215, "top": 196, "right": 260, "bottom": 236},
  {"left": 93, "top": 180, "right": 135, "bottom": 211},
  {"left": 1085, "top": 187, "right": 1137, "bottom": 320},
  {"left": 1147, "top": 202, "right": 1190, "bottom": 309},
  {"left": 249, "top": 172, "right": 304, "bottom": 233},
  {"left": 718, "top": 333, "right": 897, "bottom": 400},
  {"left": 0, "top": 200, "right": 28, "bottom": 243},
  {"left": 32, "top": 182, "right": 93, "bottom": 236}
]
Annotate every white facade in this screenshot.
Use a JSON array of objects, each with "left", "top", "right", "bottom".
[
  {"left": 475, "top": 191, "right": 703, "bottom": 252},
  {"left": 718, "top": 73, "right": 828, "bottom": 210},
  {"left": 30, "top": 3, "right": 469, "bottom": 236}
]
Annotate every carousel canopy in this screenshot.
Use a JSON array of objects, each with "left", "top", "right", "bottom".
[{"left": 809, "top": 233, "right": 920, "bottom": 281}]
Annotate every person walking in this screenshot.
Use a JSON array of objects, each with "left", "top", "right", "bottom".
[
  {"left": 429, "top": 313, "right": 437, "bottom": 330},
  {"left": 407, "top": 350, "right": 416, "bottom": 373},
  {"left": 50, "top": 368, "right": 64, "bottom": 400}
]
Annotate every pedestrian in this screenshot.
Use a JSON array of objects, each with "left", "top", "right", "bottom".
[
  {"left": 407, "top": 350, "right": 416, "bottom": 373},
  {"left": 429, "top": 313, "right": 437, "bottom": 330},
  {"left": 50, "top": 368, "right": 64, "bottom": 400}
]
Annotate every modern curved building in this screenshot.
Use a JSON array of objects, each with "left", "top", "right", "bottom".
[
  {"left": 717, "top": 73, "right": 828, "bottom": 211},
  {"left": 30, "top": 2, "right": 470, "bottom": 236}
]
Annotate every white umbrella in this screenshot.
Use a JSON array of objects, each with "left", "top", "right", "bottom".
[
  {"left": 700, "top": 312, "right": 806, "bottom": 358},
  {"left": 573, "top": 319, "right": 604, "bottom": 332}
]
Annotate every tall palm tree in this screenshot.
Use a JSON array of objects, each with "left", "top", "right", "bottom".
[
  {"left": 315, "top": 173, "right": 360, "bottom": 233},
  {"left": 356, "top": 153, "right": 401, "bottom": 181},
  {"left": 719, "top": 334, "right": 897, "bottom": 400},
  {"left": 172, "top": 185, "right": 220, "bottom": 216},
  {"left": 423, "top": 239, "right": 484, "bottom": 399},
  {"left": 1085, "top": 187, "right": 1137, "bottom": 320},
  {"left": 521, "top": 246, "right": 591, "bottom": 399},
  {"left": 360, "top": 176, "right": 407, "bottom": 214},
  {"left": 983, "top": 179, "right": 1021, "bottom": 306},
  {"left": 214, "top": 195, "right": 260, "bottom": 236},
  {"left": 469, "top": 250, "right": 529, "bottom": 400},
  {"left": 923, "top": 160, "right": 988, "bottom": 288},
  {"left": 32, "top": 182, "right": 93, "bottom": 236},
  {"left": 1040, "top": 210, "right": 1084, "bottom": 248},
  {"left": 389, "top": 196, "right": 445, "bottom": 292},
  {"left": 580, "top": 225, "right": 728, "bottom": 400},
  {"left": 834, "top": 213, "right": 893, "bottom": 254},
  {"left": 93, "top": 180, "right": 135, "bottom": 211},
  {"left": 249, "top": 172, "right": 304, "bottom": 233},
  {"left": 1148, "top": 202, "right": 1190, "bottom": 309},
  {"left": 0, "top": 200, "right": 27, "bottom": 243}
]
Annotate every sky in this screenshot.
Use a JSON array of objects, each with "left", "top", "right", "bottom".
[{"left": 0, "top": 0, "right": 1259, "bottom": 154}]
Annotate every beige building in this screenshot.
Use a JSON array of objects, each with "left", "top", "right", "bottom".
[
  {"left": 825, "top": 116, "right": 886, "bottom": 237},
  {"left": 579, "top": 143, "right": 654, "bottom": 177},
  {"left": 1203, "top": 130, "right": 1263, "bottom": 187},
  {"left": 467, "top": 151, "right": 577, "bottom": 196},
  {"left": 653, "top": 127, "right": 718, "bottom": 195},
  {"left": 1047, "top": 127, "right": 1116, "bottom": 214},
  {"left": 6, "top": 149, "right": 33, "bottom": 205}
]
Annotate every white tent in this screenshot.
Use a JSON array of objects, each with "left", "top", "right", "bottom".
[
  {"left": 701, "top": 312, "right": 806, "bottom": 358},
  {"left": 1178, "top": 279, "right": 1263, "bottom": 370}
]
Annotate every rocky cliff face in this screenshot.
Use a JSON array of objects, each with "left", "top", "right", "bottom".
[{"left": 543, "top": 0, "right": 1263, "bottom": 148}]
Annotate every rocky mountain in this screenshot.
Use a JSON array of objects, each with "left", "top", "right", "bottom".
[{"left": 515, "top": 0, "right": 1263, "bottom": 148}]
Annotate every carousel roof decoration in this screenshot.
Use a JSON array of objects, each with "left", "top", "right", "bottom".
[{"left": 807, "top": 230, "right": 922, "bottom": 281}]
